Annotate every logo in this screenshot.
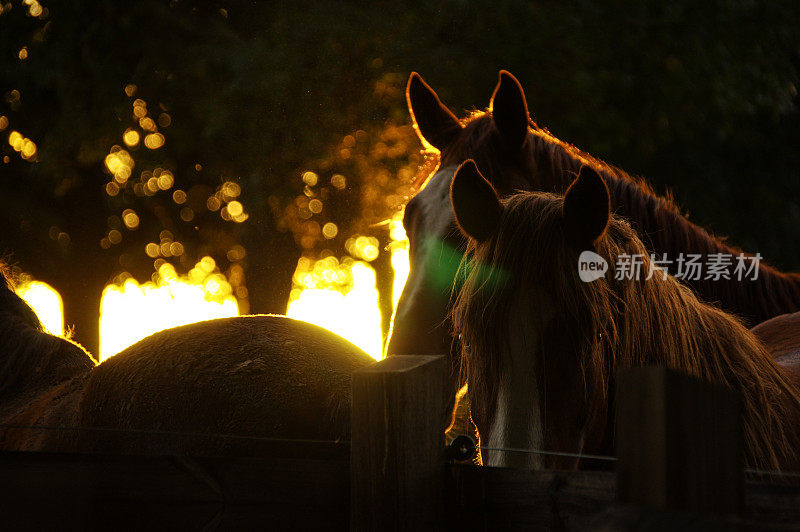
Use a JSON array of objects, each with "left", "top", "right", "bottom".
[{"left": 578, "top": 251, "right": 608, "bottom": 282}]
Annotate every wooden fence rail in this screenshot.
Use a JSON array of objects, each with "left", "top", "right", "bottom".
[
  {"left": 0, "top": 441, "right": 350, "bottom": 529},
  {"left": 2, "top": 360, "right": 800, "bottom": 530},
  {"left": 616, "top": 367, "right": 742, "bottom": 514},
  {"left": 350, "top": 355, "right": 447, "bottom": 530}
]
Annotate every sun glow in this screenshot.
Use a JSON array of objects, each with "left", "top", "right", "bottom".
[
  {"left": 16, "top": 280, "right": 64, "bottom": 336},
  {"left": 98, "top": 260, "right": 239, "bottom": 361},
  {"left": 286, "top": 211, "right": 410, "bottom": 361},
  {"left": 389, "top": 211, "right": 410, "bottom": 309},
  {"left": 287, "top": 257, "right": 383, "bottom": 359},
  {"left": 14, "top": 213, "right": 411, "bottom": 364}
]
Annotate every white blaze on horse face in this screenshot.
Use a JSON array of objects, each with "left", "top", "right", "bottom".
[
  {"left": 484, "top": 287, "right": 554, "bottom": 470},
  {"left": 407, "top": 165, "right": 460, "bottom": 262}
]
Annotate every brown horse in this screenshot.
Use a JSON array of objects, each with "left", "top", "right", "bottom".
[
  {"left": 77, "top": 315, "right": 373, "bottom": 456},
  {"left": 752, "top": 311, "right": 800, "bottom": 373},
  {"left": 450, "top": 160, "right": 800, "bottom": 471},
  {"left": 0, "top": 265, "right": 96, "bottom": 452},
  {"left": 0, "top": 265, "right": 375, "bottom": 455},
  {"left": 388, "top": 71, "right": 800, "bottom": 374}
]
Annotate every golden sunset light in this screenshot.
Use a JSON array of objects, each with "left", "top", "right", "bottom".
[
  {"left": 17, "top": 280, "right": 63, "bottom": 336},
  {"left": 15, "top": 220, "right": 409, "bottom": 364},
  {"left": 286, "top": 256, "right": 383, "bottom": 359},
  {"left": 5, "top": 1, "right": 799, "bottom": 526},
  {"left": 98, "top": 260, "right": 239, "bottom": 361},
  {"left": 389, "top": 211, "right": 410, "bottom": 309}
]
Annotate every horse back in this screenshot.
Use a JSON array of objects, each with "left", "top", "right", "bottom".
[
  {"left": 752, "top": 311, "right": 800, "bottom": 380},
  {"left": 77, "top": 315, "right": 375, "bottom": 456},
  {"left": 0, "top": 373, "right": 90, "bottom": 452}
]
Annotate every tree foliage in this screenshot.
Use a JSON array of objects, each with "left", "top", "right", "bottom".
[{"left": 1, "top": 0, "right": 799, "bottom": 353}]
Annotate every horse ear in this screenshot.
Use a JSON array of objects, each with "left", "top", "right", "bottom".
[
  {"left": 563, "top": 166, "right": 610, "bottom": 248},
  {"left": 450, "top": 160, "right": 502, "bottom": 242},
  {"left": 407, "top": 72, "right": 461, "bottom": 151},
  {"left": 490, "top": 70, "right": 530, "bottom": 150}
]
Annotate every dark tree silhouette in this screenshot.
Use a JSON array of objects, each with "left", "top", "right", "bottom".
[{"left": 1, "top": 0, "right": 799, "bottom": 356}]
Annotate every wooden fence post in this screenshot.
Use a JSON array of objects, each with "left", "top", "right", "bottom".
[
  {"left": 351, "top": 355, "right": 447, "bottom": 531},
  {"left": 616, "top": 367, "right": 742, "bottom": 515}
]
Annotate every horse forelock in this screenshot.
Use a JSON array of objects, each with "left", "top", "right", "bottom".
[
  {"left": 453, "top": 190, "right": 800, "bottom": 470},
  {"left": 440, "top": 111, "right": 536, "bottom": 194}
]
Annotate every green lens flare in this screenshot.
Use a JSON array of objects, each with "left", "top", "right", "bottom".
[{"left": 422, "top": 236, "right": 508, "bottom": 292}]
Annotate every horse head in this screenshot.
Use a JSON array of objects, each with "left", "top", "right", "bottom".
[
  {"left": 449, "top": 160, "right": 612, "bottom": 469},
  {"left": 450, "top": 160, "right": 800, "bottom": 471},
  {"left": 386, "top": 72, "right": 542, "bottom": 384}
]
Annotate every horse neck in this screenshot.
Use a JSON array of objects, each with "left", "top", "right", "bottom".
[
  {"left": 529, "top": 133, "right": 800, "bottom": 326},
  {"left": 616, "top": 272, "right": 800, "bottom": 469},
  {"left": 609, "top": 177, "right": 800, "bottom": 326},
  {"left": 0, "top": 312, "right": 94, "bottom": 404}
]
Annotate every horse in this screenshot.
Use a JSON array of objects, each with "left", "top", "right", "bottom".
[
  {"left": 449, "top": 159, "right": 800, "bottom": 471},
  {"left": 388, "top": 70, "right": 800, "bottom": 375},
  {"left": 77, "top": 315, "right": 373, "bottom": 456},
  {"left": 751, "top": 311, "right": 800, "bottom": 372},
  {"left": 0, "top": 264, "right": 96, "bottom": 452},
  {"left": 0, "top": 264, "right": 375, "bottom": 456}
]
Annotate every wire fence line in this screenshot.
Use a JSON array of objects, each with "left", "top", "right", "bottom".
[
  {"left": 0, "top": 422, "right": 350, "bottom": 446},
  {"left": 478, "top": 445, "right": 618, "bottom": 463},
  {"left": 3, "top": 422, "right": 800, "bottom": 480},
  {"left": 743, "top": 468, "right": 800, "bottom": 480},
  {"left": 454, "top": 437, "right": 800, "bottom": 480}
]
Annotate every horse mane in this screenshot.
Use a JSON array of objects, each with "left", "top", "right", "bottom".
[
  {"left": 0, "top": 263, "right": 46, "bottom": 332},
  {"left": 0, "top": 262, "right": 94, "bottom": 401},
  {"left": 440, "top": 110, "right": 644, "bottom": 195},
  {"left": 441, "top": 111, "right": 800, "bottom": 326},
  {"left": 452, "top": 191, "right": 800, "bottom": 470}
]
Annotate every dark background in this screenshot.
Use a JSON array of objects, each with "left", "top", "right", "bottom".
[{"left": 1, "top": 0, "right": 799, "bottom": 356}]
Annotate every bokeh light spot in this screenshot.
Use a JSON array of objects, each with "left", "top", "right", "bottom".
[
  {"left": 144, "top": 133, "right": 165, "bottom": 149},
  {"left": 227, "top": 200, "right": 243, "bottom": 217},
  {"left": 207, "top": 196, "right": 221, "bottom": 211},
  {"left": 221, "top": 181, "right": 241, "bottom": 199},
  {"left": 322, "top": 222, "right": 338, "bottom": 239},
  {"left": 302, "top": 171, "right": 318, "bottom": 186},
  {"left": 123, "top": 129, "right": 140, "bottom": 147},
  {"left": 133, "top": 99, "right": 147, "bottom": 118},
  {"left": 104, "top": 147, "right": 134, "bottom": 182},
  {"left": 157, "top": 170, "right": 174, "bottom": 190},
  {"left": 308, "top": 199, "right": 323, "bottom": 214},
  {"left": 122, "top": 209, "right": 140, "bottom": 229},
  {"left": 331, "top": 174, "right": 347, "bottom": 189},
  {"left": 173, "top": 189, "right": 187, "bottom": 204}
]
